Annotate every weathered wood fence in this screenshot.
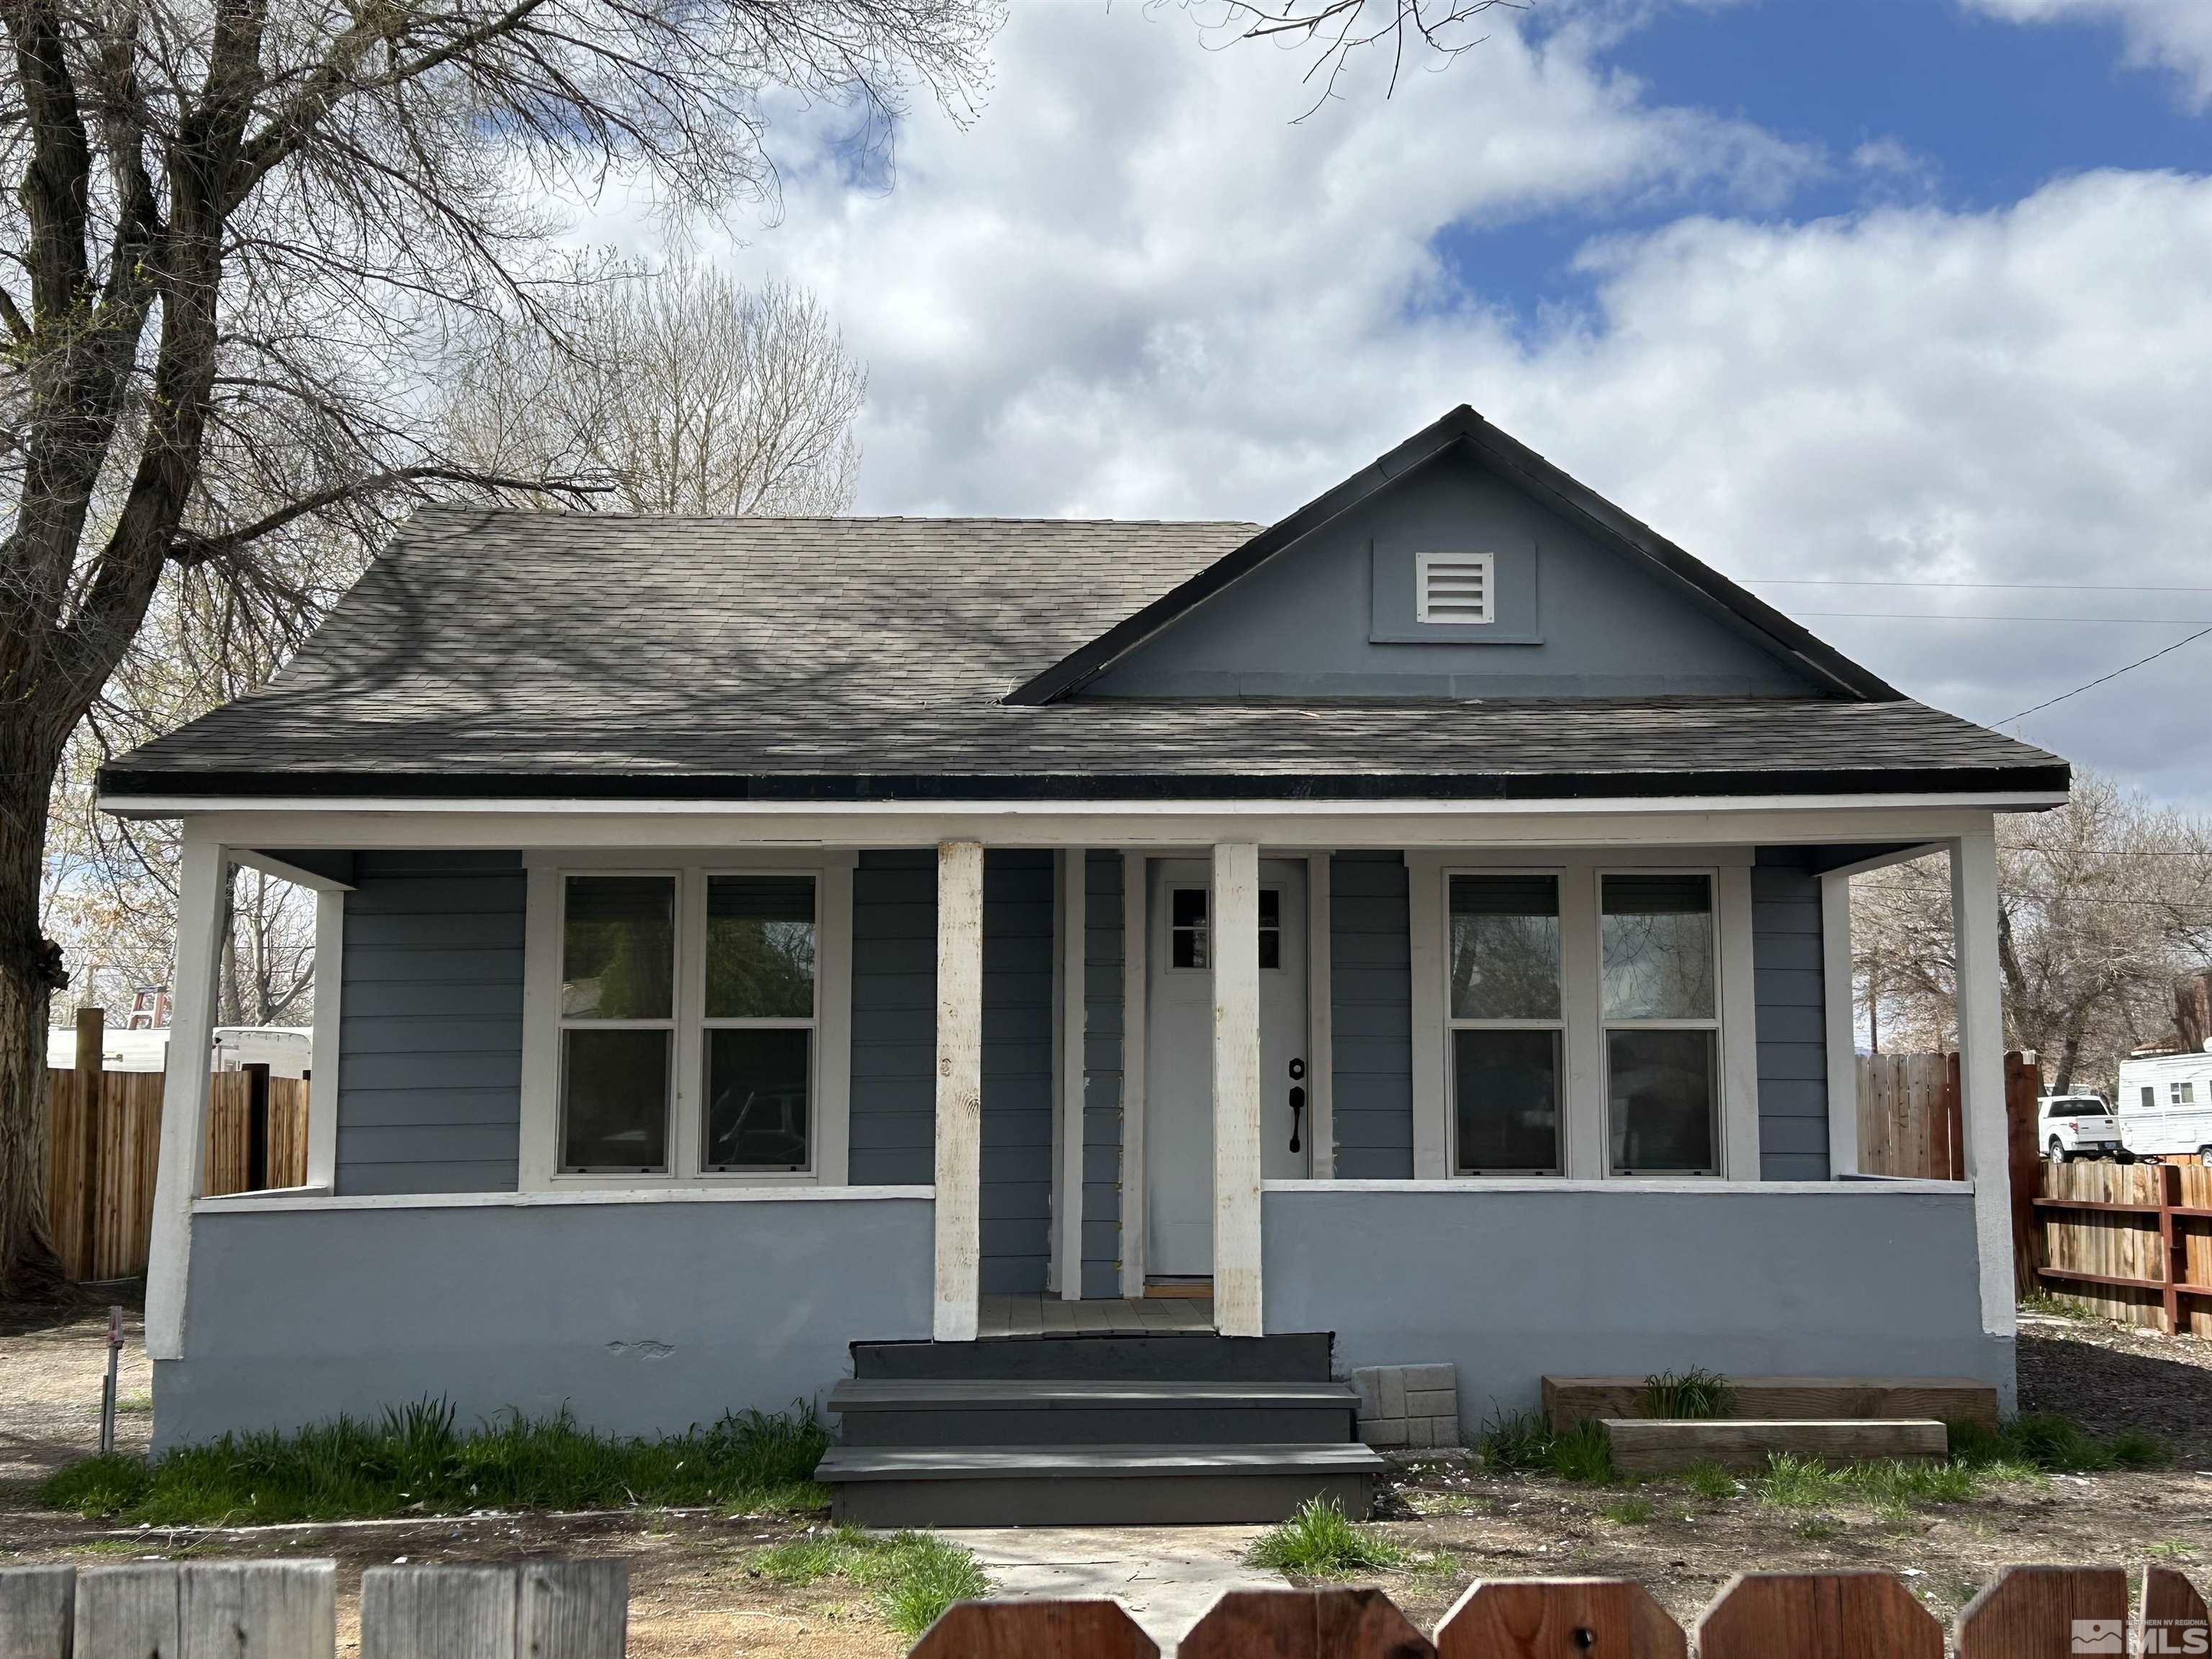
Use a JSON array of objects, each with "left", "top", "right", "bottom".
[
  {"left": 5, "top": 1561, "right": 2206, "bottom": 1657},
  {"left": 2036, "top": 1158, "right": 2212, "bottom": 1336},
  {"left": 1856, "top": 1050, "right": 1966, "bottom": 1179},
  {"left": 43, "top": 1064, "right": 310, "bottom": 1281}
]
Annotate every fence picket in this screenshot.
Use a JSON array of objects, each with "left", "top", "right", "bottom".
[
  {"left": 2144, "top": 1565, "right": 2212, "bottom": 1650},
  {"left": 518, "top": 1561, "right": 627, "bottom": 1659},
  {"left": 179, "top": 1561, "right": 336, "bottom": 1659},
  {"left": 360, "top": 1563, "right": 519, "bottom": 1659},
  {"left": 909, "top": 1600, "right": 1159, "bottom": 1658},
  {"left": 1435, "top": 1577, "right": 1684, "bottom": 1658},
  {"left": 1955, "top": 1565, "right": 2130, "bottom": 1659},
  {"left": 75, "top": 1564, "right": 181, "bottom": 1658},
  {"left": 1179, "top": 1587, "right": 1433, "bottom": 1659},
  {"left": 1695, "top": 1571, "right": 1941, "bottom": 1659},
  {"left": 0, "top": 1566, "right": 75, "bottom": 1659}
]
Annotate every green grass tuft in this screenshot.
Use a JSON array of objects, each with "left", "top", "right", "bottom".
[
  {"left": 37, "top": 1398, "right": 829, "bottom": 1526},
  {"left": 1678, "top": 1461, "right": 1738, "bottom": 1500},
  {"left": 1949, "top": 1412, "right": 2168, "bottom": 1474},
  {"left": 1601, "top": 1492, "right": 1655, "bottom": 1525},
  {"left": 1642, "top": 1367, "right": 1737, "bottom": 1420},
  {"left": 1542, "top": 1421, "right": 1616, "bottom": 1484},
  {"left": 1475, "top": 1410, "right": 1614, "bottom": 1483},
  {"left": 755, "top": 1525, "right": 988, "bottom": 1637},
  {"left": 1248, "top": 1497, "right": 1406, "bottom": 1575}
]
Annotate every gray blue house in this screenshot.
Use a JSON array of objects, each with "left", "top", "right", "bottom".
[{"left": 104, "top": 407, "right": 2063, "bottom": 1520}]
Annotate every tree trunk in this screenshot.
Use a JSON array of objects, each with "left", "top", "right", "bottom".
[{"left": 0, "top": 757, "right": 71, "bottom": 1300}]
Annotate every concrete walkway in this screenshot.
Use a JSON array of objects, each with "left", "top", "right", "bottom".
[{"left": 945, "top": 1524, "right": 1288, "bottom": 1655}]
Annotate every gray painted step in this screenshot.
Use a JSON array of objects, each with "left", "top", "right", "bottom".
[
  {"left": 818, "top": 1442, "right": 1385, "bottom": 1527},
  {"left": 827, "top": 1377, "right": 1362, "bottom": 1447},
  {"left": 851, "top": 1331, "right": 1335, "bottom": 1382}
]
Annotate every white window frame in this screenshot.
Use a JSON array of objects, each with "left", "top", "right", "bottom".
[
  {"left": 1444, "top": 867, "right": 1568, "bottom": 1176},
  {"left": 1599, "top": 865, "right": 1723, "bottom": 1178},
  {"left": 1416, "top": 550, "right": 1495, "bottom": 625},
  {"left": 1411, "top": 849, "right": 1761, "bottom": 1182},
  {"left": 552, "top": 866, "right": 682, "bottom": 1177},
  {"left": 519, "top": 849, "right": 855, "bottom": 1190}
]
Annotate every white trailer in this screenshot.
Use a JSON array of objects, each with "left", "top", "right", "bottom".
[{"left": 2116, "top": 1047, "right": 2212, "bottom": 1161}]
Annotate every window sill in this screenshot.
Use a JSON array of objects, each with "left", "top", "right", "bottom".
[{"left": 193, "top": 1184, "right": 932, "bottom": 1215}]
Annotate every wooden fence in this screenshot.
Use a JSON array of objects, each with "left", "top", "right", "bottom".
[
  {"left": 42, "top": 1066, "right": 310, "bottom": 1282},
  {"left": 1856, "top": 1050, "right": 1966, "bottom": 1179},
  {"left": 2035, "top": 1158, "right": 2212, "bottom": 1335},
  {"left": 5, "top": 1561, "right": 2206, "bottom": 1658}
]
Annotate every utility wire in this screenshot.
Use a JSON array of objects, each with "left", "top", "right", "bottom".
[
  {"left": 1744, "top": 577, "right": 2212, "bottom": 594},
  {"left": 1795, "top": 612, "right": 2212, "bottom": 625},
  {"left": 1997, "top": 624, "right": 2212, "bottom": 725}
]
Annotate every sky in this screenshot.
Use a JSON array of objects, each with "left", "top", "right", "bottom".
[{"left": 573, "top": 0, "right": 2212, "bottom": 807}]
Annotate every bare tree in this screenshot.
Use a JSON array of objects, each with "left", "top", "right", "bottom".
[
  {"left": 1853, "top": 774, "right": 2212, "bottom": 1094},
  {"left": 0, "top": 0, "right": 997, "bottom": 1298},
  {"left": 1187, "top": 0, "right": 1521, "bottom": 111},
  {"left": 441, "top": 261, "right": 865, "bottom": 516}
]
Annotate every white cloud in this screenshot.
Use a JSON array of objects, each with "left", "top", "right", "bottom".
[
  {"left": 570, "top": 4, "right": 2212, "bottom": 805},
  {"left": 1967, "top": 0, "right": 2212, "bottom": 107}
]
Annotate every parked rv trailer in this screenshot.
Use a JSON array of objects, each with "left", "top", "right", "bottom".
[{"left": 2116, "top": 1047, "right": 2212, "bottom": 1161}]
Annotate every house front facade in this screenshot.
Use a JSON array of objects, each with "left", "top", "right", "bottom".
[{"left": 105, "top": 408, "right": 2064, "bottom": 1473}]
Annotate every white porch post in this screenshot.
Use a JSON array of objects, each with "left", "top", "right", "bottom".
[
  {"left": 1950, "top": 826, "right": 2018, "bottom": 1377},
  {"left": 1211, "top": 842, "right": 1264, "bottom": 1336},
  {"left": 1820, "top": 869, "right": 1859, "bottom": 1178},
  {"left": 1056, "top": 850, "right": 1088, "bottom": 1300},
  {"left": 146, "top": 835, "right": 228, "bottom": 1361},
  {"left": 306, "top": 888, "right": 344, "bottom": 1191},
  {"left": 933, "top": 840, "right": 985, "bottom": 1341}
]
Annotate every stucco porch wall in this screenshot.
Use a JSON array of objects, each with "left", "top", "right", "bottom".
[
  {"left": 1261, "top": 1181, "right": 2012, "bottom": 1435},
  {"left": 153, "top": 1191, "right": 932, "bottom": 1450}
]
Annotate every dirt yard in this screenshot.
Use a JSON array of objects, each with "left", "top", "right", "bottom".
[{"left": 2, "top": 1303, "right": 2208, "bottom": 1655}]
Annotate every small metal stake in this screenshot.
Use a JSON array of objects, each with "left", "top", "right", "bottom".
[{"left": 99, "top": 1303, "right": 121, "bottom": 1455}]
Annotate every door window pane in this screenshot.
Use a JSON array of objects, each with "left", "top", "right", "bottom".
[
  {"left": 1454, "top": 1028, "right": 1560, "bottom": 1172},
  {"left": 1259, "top": 887, "right": 1282, "bottom": 971},
  {"left": 561, "top": 1028, "right": 670, "bottom": 1170},
  {"left": 1601, "top": 874, "right": 1714, "bottom": 1020},
  {"left": 1608, "top": 1028, "right": 1717, "bottom": 1173},
  {"left": 562, "top": 876, "right": 674, "bottom": 1019},
  {"left": 704, "top": 1028, "right": 812, "bottom": 1170},
  {"left": 1449, "top": 875, "right": 1561, "bottom": 1019},
  {"left": 1171, "top": 887, "right": 1208, "bottom": 969},
  {"left": 706, "top": 876, "right": 816, "bottom": 1018}
]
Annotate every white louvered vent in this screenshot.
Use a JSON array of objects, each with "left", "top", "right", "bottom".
[{"left": 1416, "top": 552, "right": 1494, "bottom": 625}]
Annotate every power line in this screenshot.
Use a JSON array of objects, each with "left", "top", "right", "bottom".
[
  {"left": 1796, "top": 612, "right": 2212, "bottom": 625},
  {"left": 1998, "top": 624, "right": 2212, "bottom": 724},
  {"left": 1744, "top": 577, "right": 2212, "bottom": 595}
]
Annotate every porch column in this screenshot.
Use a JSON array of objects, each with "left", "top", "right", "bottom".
[
  {"left": 306, "top": 888, "right": 345, "bottom": 1191},
  {"left": 1819, "top": 869, "right": 1858, "bottom": 1177},
  {"left": 933, "top": 840, "right": 985, "bottom": 1341},
  {"left": 1212, "top": 842, "right": 1264, "bottom": 1336},
  {"left": 1950, "top": 826, "right": 2018, "bottom": 1395},
  {"left": 146, "top": 835, "right": 228, "bottom": 1361}
]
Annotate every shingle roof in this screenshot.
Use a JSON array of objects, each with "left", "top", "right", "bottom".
[{"left": 102, "top": 506, "right": 2068, "bottom": 801}]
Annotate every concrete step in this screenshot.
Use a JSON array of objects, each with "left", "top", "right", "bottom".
[
  {"left": 852, "top": 1331, "right": 1336, "bottom": 1383},
  {"left": 827, "top": 1377, "right": 1362, "bottom": 1447},
  {"left": 1600, "top": 1417, "right": 1951, "bottom": 1474},
  {"left": 817, "top": 1442, "right": 1386, "bottom": 1527},
  {"left": 1543, "top": 1375, "right": 2000, "bottom": 1434}
]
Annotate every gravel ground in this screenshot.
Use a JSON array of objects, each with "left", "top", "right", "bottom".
[{"left": 1, "top": 1305, "right": 2207, "bottom": 1655}]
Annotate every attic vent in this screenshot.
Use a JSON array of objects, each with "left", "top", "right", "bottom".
[{"left": 1416, "top": 552, "right": 1493, "bottom": 624}]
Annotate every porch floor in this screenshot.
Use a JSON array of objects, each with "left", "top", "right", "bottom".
[{"left": 979, "top": 1294, "right": 1215, "bottom": 1337}]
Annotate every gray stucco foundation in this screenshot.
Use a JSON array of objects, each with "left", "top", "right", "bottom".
[
  {"left": 1262, "top": 1183, "right": 2011, "bottom": 1439},
  {"left": 156, "top": 1192, "right": 932, "bottom": 1449}
]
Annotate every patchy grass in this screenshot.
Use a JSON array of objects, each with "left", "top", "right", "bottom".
[
  {"left": 2019, "top": 1290, "right": 2094, "bottom": 1322},
  {"left": 1951, "top": 1412, "right": 2167, "bottom": 1474},
  {"left": 756, "top": 1526, "right": 989, "bottom": 1639},
  {"left": 38, "top": 1398, "right": 829, "bottom": 1526},
  {"left": 1642, "top": 1367, "right": 1736, "bottom": 1420},
  {"left": 1475, "top": 1411, "right": 1615, "bottom": 1484},
  {"left": 1249, "top": 1497, "right": 1408, "bottom": 1576},
  {"left": 1601, "top": 1492, "right": 1655, "bottom": 1525},
  {"left": 1677, "top": 1461, "right": 1740, "bottom": 1501}
]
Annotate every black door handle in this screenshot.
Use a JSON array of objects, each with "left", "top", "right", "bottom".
[{"left": 1289, "top": 1084, "right": 1306, "bottom": 1154}]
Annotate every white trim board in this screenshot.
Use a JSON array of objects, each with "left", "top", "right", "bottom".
[
  {"left": 1261, "top": 1177, "right": 1969, "bottom": 1196},
  {"left": 194, "top": 1184, "right": 934, "bottom": 1215}
]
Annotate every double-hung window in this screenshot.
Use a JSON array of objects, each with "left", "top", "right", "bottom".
[
  {"left": 701, "top": 876, "right": 817, "bottom": 1173},
  {"left": 1601, "top": 873, "right": 1720, "bottom": 1175},
  {"left": 1447, "top": 873, "right": 1565, "bottom": 1174},
  {"left": 559, "top": 875, "right": 678, "bottom": 1174}
]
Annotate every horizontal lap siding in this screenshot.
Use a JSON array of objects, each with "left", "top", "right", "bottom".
[
  {"left": 336, "top": 851, "right": 526, "bottom": 1194},
  {"left": 1331, "top": 852, "right": 1414, "bottom": 1178},
  {"left": 846, "top": 849, "right": 1057, "bottom": 1294},
  {"left": 1752, "top": 849, "right": 1830, "bottom": 1181},
  {"left": 1082, "top": 852, "right": 1125, "bottom": 1298}
]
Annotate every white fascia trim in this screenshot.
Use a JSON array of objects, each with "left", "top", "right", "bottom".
[
  {"left": 1262, "top": 1177, "right": 1969, "bottom": 1196},
  {"left": 104, "top": 789, "right": 2071, "bottom": 819},
  {"left": 194, "top": 1184, "right": 934, "bottom": 1215}
]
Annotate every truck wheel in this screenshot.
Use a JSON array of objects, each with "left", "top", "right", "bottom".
[
  {"left": 2048, "top": 1136, "right": 2067, "bottom": 1162},
  {"left": 2199, "top": 1144, "right": 2212, "bottom": 1164}
]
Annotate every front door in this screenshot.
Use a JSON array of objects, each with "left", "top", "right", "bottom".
[{"left": 1144, "top": 857, "right": 1310, "bottom": 1280}]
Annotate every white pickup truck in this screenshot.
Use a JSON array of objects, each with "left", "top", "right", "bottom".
[{"left": 2040, "top": 1094, "right": 2123, "bottom": 1161}]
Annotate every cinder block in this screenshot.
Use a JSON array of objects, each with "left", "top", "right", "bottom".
[
  {"left": 1350, "top": 1368, "right": 1385, "bottom": 1419},
  {"left": 1402, "top": 1363, "right": 1456, "bottom": 1392},
  {"left": 1406, "top": 1388, "right": 1456, "bottom": 1418},
  {"left": 1377, "top": 1368, "right": 1408, "bottom": 1419},
  {"left": 1404, "top": 1415, "right": 1435, "bottom": 1448},
  {"left": 1426, "top": 1416, "right": 1461, "bottom": 1448},
  {"left": 1361, "top": 1416, "right": 1409, "bottom": 1448}
]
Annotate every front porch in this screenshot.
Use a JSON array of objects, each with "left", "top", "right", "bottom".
[{"left": 980, "top": 1293, "right": 1215, "bottom": 1337}]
